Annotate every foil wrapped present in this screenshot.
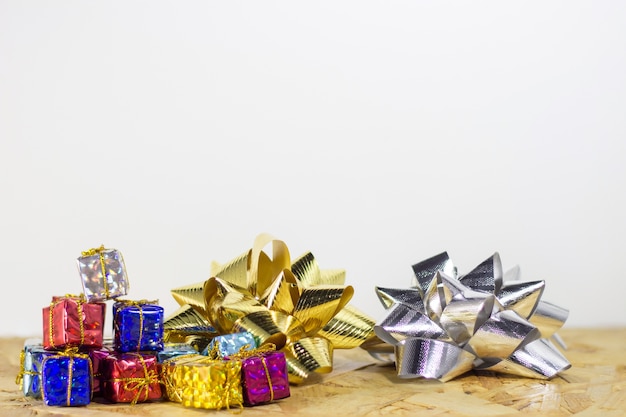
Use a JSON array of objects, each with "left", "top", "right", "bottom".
[
  {"left": 77, "top": 245, "right": 129, "bottom": 301},
  {"left": 113, "top": 300, "right": 164, "bottom": 352},
  {"left": 157, "top": 343, "right": 198, "bottom": 363},
  {"left": 102, "top": 353, "right": 162, "bottom": 404},
  {"left": 41, "top": 349, "right": 92, "bottom": 407},
  {"left": 170, "top": 234, "right": 376, "bottom": 384},
  {"left": 42, "top": 294, "right": 105, "bottom": 350},
  {"left": 364, "top": 252, "right": 571, "bottom": 382},
  {"left": 202, "top": 332, "right": 256, "bottom": 358},
  {"left": 161, "top": 354, "right": 243, "bottom": 410},
  {"left": 227, "top": 346, "right": 290, "bottom": 406},
  {"left": 89, "top": 346, "right": 113, "bottom": 396},
  {"left": 15, "top": 340, "right": 53, "bottom": 399}
]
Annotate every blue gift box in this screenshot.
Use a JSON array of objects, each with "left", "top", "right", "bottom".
[
  {"left": 41, "top": 353, "right": 92, "bottom": 406},
  {"left": 202, "top": 331, "right": 257, "bottom": 357},
  {"left": 157, "top": 343, "right": 197, "bottom": 363},
  {"left": 18, "top": 342, "right": 53, "bottom": 399},
  {"left": 113, "top": 301, "right": 164, "bottom": 352}
]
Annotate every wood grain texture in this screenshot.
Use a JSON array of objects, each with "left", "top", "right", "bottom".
[{"left": 1, "top": 328, "right": 624, "bottom": 416}]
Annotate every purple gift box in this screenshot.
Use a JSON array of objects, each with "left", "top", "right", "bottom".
[
  {"left": 89, "top": 346, "right": 113, "bottom": 396},
  {"left": 238, "top": 351, "right": 290, "bottom": 406}
]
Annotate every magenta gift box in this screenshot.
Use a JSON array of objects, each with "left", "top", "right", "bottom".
[{"left": 239, "top": 351, "right": 290, "bottom": 406}]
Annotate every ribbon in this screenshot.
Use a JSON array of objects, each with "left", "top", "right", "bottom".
[
  {"left": 170, "top": 234, "right": 376, "bottom": 384},
  {"left": 15, "top": 350, "right": 39, "bottom": 389},
  {"left": 161, "top": 354, "right": 243, "bottom": 411},
  {"left": 227, "top": 343, "right": 277, "bottom": 360},
  {"left": 82, "top": 245, "right": 110, "bottom": 298},
  {"left": 228, "top": 344, "right": 278, "bottom": 402},
  {"left": 115, "top": 299, "right": 159, "bottom": 351},
  {"left": 364, "top": 252, "right": 571, "bottom": 382},
  {"left": 110, "top": 353, "right": 159, "bottom": 405},
  {"left": 48, "top": 294, "right": 86, "bottom": 349},
  {"left": 41, "top": 347, "right": 93, "bottom": 406},
  {"left": 162, "top": 305, "right": 217, "bottom": 352}
]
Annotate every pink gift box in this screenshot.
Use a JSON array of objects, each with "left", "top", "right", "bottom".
[
  {"left": 238, "top": 351, "right": 290, "bottom": 406},
  {"left": 89, "top": 346, "right": 113, "bottom": 395}
]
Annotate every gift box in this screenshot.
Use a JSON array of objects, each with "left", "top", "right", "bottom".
[
  {"left": 77, "top": 245, "right": 129, "bottom": 301},
  {"left": 113, "top": 300, "right": 164, "bottom": 352},
  {"left": 202, "top": 331, "right": 257, "bottom": 358},
  {"left": 234, "top": 350, "right": 290, "bottom": 406},
  {"left": 41, "top": 350, "right": 92, "bottom": 407},
  {"left": 157, "top": 343, "right": 198, "bottom": 363},
  {"left": 102, "top": 353, "right": 162, "bottom": 404},
  {"left": 161, "top": 355, "right": 243, "bottom": 410},
  {"left": 16, "top": 340, "right": 53, "bottom": 399},
  {"left": 88, "top": 346, "right": 113, "bottom": 396},
  {"left": 42, "top": 295, "right": 105, "bottom": 350}
]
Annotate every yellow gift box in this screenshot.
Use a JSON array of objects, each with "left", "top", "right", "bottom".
[{"left": 161, "top": 354, "right": 242, "bottom": 410}]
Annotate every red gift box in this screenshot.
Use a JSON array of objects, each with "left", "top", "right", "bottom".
[
  {"left": 102, "top": 353, "right": 162, "bottom": 404},
  {"left": 42, "top": 295, "right": 105, "bottom": 350}
]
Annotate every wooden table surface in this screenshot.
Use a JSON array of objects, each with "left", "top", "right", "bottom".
[{"left": 1, "top": 328, "right": 624, "bottom": 416}]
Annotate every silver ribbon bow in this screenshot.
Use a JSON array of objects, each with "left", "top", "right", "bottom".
[{"left": 369, "top": 252, "right": 571, "bottom": 382}]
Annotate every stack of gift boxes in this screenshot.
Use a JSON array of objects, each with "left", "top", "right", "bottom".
[{"left": 16, "top": 246, "right": 290, "bottom": 409}]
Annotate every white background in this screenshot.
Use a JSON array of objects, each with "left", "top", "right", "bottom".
[{"left": 1, "top": 1, "right": 625, "bottom": 336}]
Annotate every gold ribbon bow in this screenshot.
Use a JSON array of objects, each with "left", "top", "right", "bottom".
[
  {"left": 42, "top": 347, "right": 93, "bottom": 406},
  {"left": 171, "top": 234, "right": 376, "bottom": 384},
  {"left": 111, "top": 353, "right": 159, "bottom": 405},
  {"left": 48, "top": 294, "right": 86, "bottom": 349},
  {"left": 115, "top": 299, "right": 159, "bottom": 352}
]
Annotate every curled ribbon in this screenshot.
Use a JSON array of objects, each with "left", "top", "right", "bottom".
[
  {"left": 363, "top": 252, "right": 571, "bottom": 381},
  {"left": 171, "top": 234, "right": 376, "bottom": 384}
]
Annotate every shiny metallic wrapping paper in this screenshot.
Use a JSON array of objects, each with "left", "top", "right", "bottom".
[
  {"left": 157, "top": 343, "right": 198, "bottom": 363},
  {"left": 202, "top": 331, "right": 257, "bottom": 357},
  {"left": 42, "top": 295, "right": 105, "bottom": 350},
  {"left": 233, "top": 349, "right": 290, "bottom": 406},
  {"left": 88, "top": 345, "right": 113, "bottom": 395},
  {"left": 170, "top": 234, "right": 376, "bottom": 384},
  {"left": 77, "top": 246, "right": 129, "bottom": 302},
  {"left": 16, "top": 340, "right": 51, "bottom": 399},
  {"left": 161, "top": 354, "right": 243, "bottom": 410},
  {"left": 112, "top": 300, "right": 164, "bottom": 352},
  {"left": 363, "top": 252, "right": 570, "bottom": 382},
  {"left": 41, "top": 349, "right": 93, "bottom": 407},
  {"left": 102, "top": 353, "right": 162, "bottom": 404}
]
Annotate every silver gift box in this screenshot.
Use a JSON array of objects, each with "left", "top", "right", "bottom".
[{"left": 77, "top": 247, "right": 129, "bottom": 301}]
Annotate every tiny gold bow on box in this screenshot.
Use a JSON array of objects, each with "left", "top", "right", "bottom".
[{"left": 170, "top": 234, "right": 375, "bottom": 384}]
